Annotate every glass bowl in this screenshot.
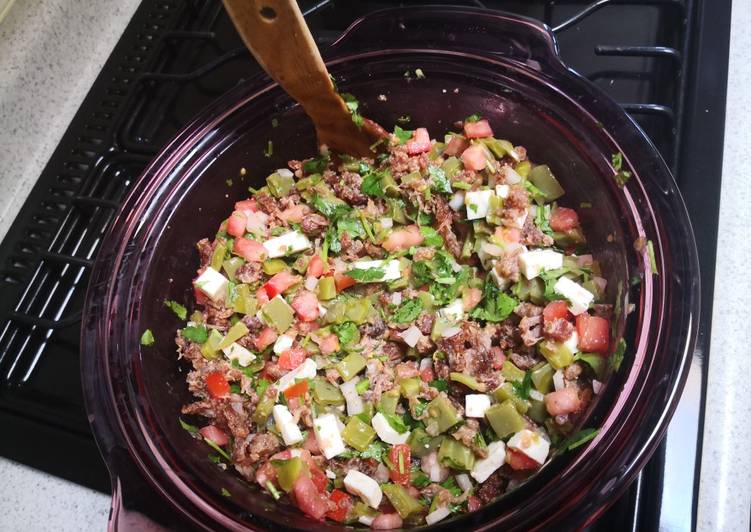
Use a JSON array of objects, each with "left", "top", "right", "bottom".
[{"left": 81, "top": 6, "right": 699, "bottom": 531}]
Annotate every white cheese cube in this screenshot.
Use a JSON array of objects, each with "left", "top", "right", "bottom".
[
  {"left": 344, "top": 470, "right": 382, "bottom": 509},
  {"left": 275, "top": 358, "right": 317, "bottom": 396},
  {"left": 438, "top": 299, "right": 464, "bottom": 323},
  {"left": 465, "top": 189, "right": 494, "bottom": 220},
  {"left": 512, "top": 209, "right": 529, "bottom": 228},
  {"left": 495, "top": 184, "right": 510, "bottom": 199},
  {"left": 313, "top": 413, "right": 346, "bottom": 459},
  {"left": 371, "top": 412, "right": 410, "bottom": 445},
  {"left": 471, "top": 440, "right": 506, "bottom": 483},
  {"left": 518, "top": 249, "right": 564, "bottom": 279},
  {"left": 263, "top": 231, "right": 311, "bottom": 258},
  {"left": 222, "top": 342, "right": 256, "bottom": 367},
  {"left": 194, "top": 267, "right": 229, "bottom": 302},
  {"left": 350, "top": 259, "right": 401, "bottom": 282},
  {"left": 554, "top": 277, "right": 594, "bottom": 315},
  {"left": 507, "top": 429, "right": 550, "bottom": 464},
  {"left": 465, "top": 394, "right": 492, "bottom": 418},
  {"left": 562, "top": 330, "right": 578, "bottom": 354},
  {"left": 489, "top": 267, "right": 510, "bottom": 290},
  {"left": 272, "top": 404, "right": 303, "bottom": 445},
  {"left": 273, "top": 333, "right": 294, "bottom": 354}
]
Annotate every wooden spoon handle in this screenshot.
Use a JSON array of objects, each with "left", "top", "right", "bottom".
[{"left": 222, "top": 0, "right": 377, "bottom": 155}]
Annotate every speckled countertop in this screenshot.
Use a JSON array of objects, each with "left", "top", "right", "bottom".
[{"left": 0, "top": 1, "right": 749, "bottom": 531}]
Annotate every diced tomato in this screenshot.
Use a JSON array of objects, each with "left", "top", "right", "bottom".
[
  {"left": 193, "top": 284, "right": 208, "bottom": 305},
  {"left": 544, "top": 387, "right": 582, "bottom": 416},
  {"left": 444, "top": 135, "right": 469, "bottom": 156},
  {"left": 199, "top": 425, "right": 229, "bottom": 446},
  {"left": 234, "top": 237, "right": 267, "bottom": 262},
  {"left": 463, "top": 118, "right": 494, "bottom": 139},
  {"left": 388, "top": 444, "right": 411, "bottom": 486},
  {"left": 278, "top": 346, "right": 307, "bottom": 370},
  {"left": 506, "top": 448, "right": 541, "bottom": 471},
  {"left": 283, "top": 379, "right": 309, "bottom": 400},
  {"left": 256, "top": 286, "right": 270, "bottom": 306},
  {"left": 333, "top": 272, "right": 356, "bottom": 292},
  {"left": 308, "top": 462, "right": 329, "bottom": 492},
  {"left": 227, "top": 210, "right": 247, "bottom": 237},
  {"left": 576, "top": 313, "right": 610, "bottom": 353},
  {"left": 406, "top": 127, "right": 431, "bottom": 155},
  {"left": 327, "top": 489, "right": 353, "bottom": 522},
  {"left": 293, "top": 470, "right": 330, "bottom": 520},
  {"left": 550, "top": 207, "right": 580, "bottom": 232},
  {"left": 307, "top": 255, "right": 326, "bottom": 277},
  {"left": 205, "top": 372, "right": 230, "bottom": 399},
  {"left": 291, "top": 291, "right": 320, "bottom": 322},
  {"left": 461, "top": 144, "right": 487, "bottom": 171},
  {"left": 462, "top": 287, "right": 483, "bottom": 311},
  {"left": 543, "top": 301, "right": 571, "bottom": 324},
  {"left": 235, "top": 198, "right": 257, "bottom": 212},
  {"left": 491, "top": 348, "right": 506, "bottom": 369},
  {"left": 254, "top": 327, "right": 278, "bottom": 351},
  {"left": 317, "top": 334, "right": 340, "bottom": 355},
  {"left": 381, "top": 225, "right": 424, "bottom": 252},
  {"left": 303, "top": 431, "right": 321, "bottom": 454},
  {"left": 420, "top": 367, "right": 435, "bottom": 383},
  {"left": 261, "top": 270, "right": 301, "bottom": 299}
]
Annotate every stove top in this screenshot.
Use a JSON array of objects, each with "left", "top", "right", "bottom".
[{"left": 0, "top": 0, "right": 730, "bottom": 530}]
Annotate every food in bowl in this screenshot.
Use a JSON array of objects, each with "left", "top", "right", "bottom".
[{"left": 170, "top": 117, "right": 613, "bottom": 528}]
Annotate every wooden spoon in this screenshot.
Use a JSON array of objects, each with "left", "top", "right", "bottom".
[{"left": 222, "top": 0, "right": 386, "bottom": 157}]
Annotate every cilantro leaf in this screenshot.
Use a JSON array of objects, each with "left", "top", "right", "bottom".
[
  {"left": 347, "top": 267, "right": 386, "bottom": 282},
  {"left": 440, "top": 476, "right": 463, "bottom": 497},
  {"left": 429, "top": 378, "right": 448, "bottom": 392},
  {"left": 221, "top": 488, "right": 231, "bottom": 498},
  {"left": 511, "top": 371, "right": 533, "bottom": 400},
  {"left": 393, "top": 125, "right": 413, "bottom": 144},
  {"left": 360, "top": 441, "right": 387, "bottom": 461},
  {"left": 255, "top": 378, "right": 270, "bottom": 397},
  {"left": 391, "top": 297, "right": 424, "bottom": 323},
  {"left": 179, "top": 417, "right": 199, "bottom": 434},
  {"left": 183, "top": 324, "right": 208, "bottom": 344},
  {"left": 378, "top": 410, "right": 409, "bottom": 433},
  {"left": 303, "top": 155, "right": 330, "bottom": 175},
  {"left": 412, "top": 472, "right": 431, "bottom": 488},
  {"left": 336, "top": 217, "right": 366, "bottom": 239},
  {"left": 361, "top": 171, "right": 386, "bottom": 198},
  {"left": 538, "top": 268, "right": 571, "bottom": 301},
  {"left": 332, "top": 321, "right": 360, "bottom": 346},
  {"left": 469, "top": 281, "right": 518, "bottom": 322},
  {"left": 534, "top": 204, "right": 553, "bottom": 236},
  {"left": 464, "top": 113, "right": 482, "bottom": 123},
  {"left": 140, "top": 329, "right": 155, "bottom": 346},
  {"left": 419, "top": 226, "right": 444, "bottom": 247},
  {"left": 558, "top": 428, "right": 600, "bottom": 451},
  {"left": 312, "top": 194, "right": 351, "bottom": 219},
  {"left": 341, "top": 93, "right": 364, "bottom": 128},
  {"left": 611, "top": 152, "right": 632, "bottom": 187},
  {"left": 428, "top": 166, "right": 452, "bottom": 194}
]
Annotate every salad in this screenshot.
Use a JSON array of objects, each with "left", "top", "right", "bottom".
[{"left": 171, "top": 116, "right": 614, "bottom": 529}]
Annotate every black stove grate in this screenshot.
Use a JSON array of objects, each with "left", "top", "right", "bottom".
[{"left": 0, "top": 0, "right": 729, "bottom": 530}]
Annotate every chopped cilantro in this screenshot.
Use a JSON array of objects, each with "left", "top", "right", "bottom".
[
  {"left": 534, "top": 204, "right": 553, "bottom": 236},
  {"left": 378, "top": 410, "right": 409, "bottom": 433},
  {"left": 361, "top": 170, "right": 387, "bottom": 198},
  {"left": 256, "top": 378, "right": 270, "bottom": 397},
  {"left": 539, "top": 268, "right": 571, "bottom": 301},
  {"left": 311, "top": 194, "right": 351, "bottom": 219},
  {"left": 221, "top": 488, "right": 231, "bottom": 497},
  {"left": 412, "top": 471, "right": 431, "bottom": 488},
  {"left": 419, "top": 226, "right": 444, "bottom": 247},
  {"left": 511, "top": 371, "right": 533, "bottom": 400},
  {"left": 332, "top": 321, "right": 360, "bottom": 346},
  {"left": 140, "top": 329, "right": 155, "bottom": 346},
  {"left": 611, "top": 338, "right": 627, "bottom": 371},
  {"left": 393, "top": 125, "right": 413, "bottom": 144},
  {"left": 429, "top": 378, "right": 448, "bottom": 392},
  {"left": 347, "top": 267, "right": 386, "bottom": 282},
  {"left": 303, "top": 155, "right": 329, "bottom": 175},
  {"left": 204, "top": 437, "right": 231, "bottom": 461},
  {"left": 465, "top": 113, "right": 482, "bottom": 123},
  {"left": 179, "top": 417, "right": 199, "bottom": 434},
  {"left": 391, "top": 297, "right": 424, "bottom": 323},
  {"left": 440, "top": 476, "right": 463, "bottom": 497},
  {"left": 611, "top": 152, "right": 632, "bottom": 187},
  {"left": 263, "top": 140, "right": 273, "bottom": 158},
  {"left": 558, "top": 428, "right": 600, "bottom": 451},
  {"left": 164, "top": 299, "right": 187, "bottom": 320},
  {"left": 341, "top": 92, "right": 364, "bottom": 128},
  {"left": 469, "top": 281, "right": 518, "bottom": 322},
  {"left": 360, "top": 441, "right": 387, "bottom": 461},
  {"left": 428, "top": 166, "right": 452, "bottom": 194}
]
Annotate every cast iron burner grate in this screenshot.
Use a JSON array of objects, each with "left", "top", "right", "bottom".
[{"left": 0, "top": 1, "right": 729, "bottom": 530}]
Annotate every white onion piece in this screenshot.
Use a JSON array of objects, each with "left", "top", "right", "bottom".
[
  {"left": 455, "top": 473, "right": 473, "bottom": 492},
  {"left": 592, "top": 380, "right": 603, "bottom": 395},
  {"left": 304, "top": 275, "right": 319, "bottom": 291},
  {"left": 391, "top": 292, "right": 402, "bottom": 305},
  {"left": 449, "top": 191, "right": 465, "bottom": 211},
  {"left": 332, "top": 258, "right": 347, "bottom": 273},
  {"left": 529, "top": 389, "right": 545, "bottom": 402},
  {"left": 374, "top": 463, "right": 391, "bottom": 483},
  {"left": 419, "top": 357, "right": 433, "bottom": 371},
  {"left": 325, "top": 469, "right": 336, "bottom": 479},
  {"left": 553, "top": 370, "right": 565, "bottom": 391},
  {"left": 340, "top": 378, "right": 364, "bottom": 416},
  {"left": 421, "top": 452, "right": 449, "bottom": 482},
  {"left": 358, "top": 515, "right": 375, "bottom": 526},
  {"left": 400, "top": 326, "right": 423, "bottom": 348},
  {"left": 276, "top": 168, "right": 294, "bottom": 179},
  {"left": 441, "top": 326, "right": 462, "bottom": 338},
  {"left": 245, "top": 211, "right": 269, "bottom": 232},
  {"left": 380, "top": 217, "right": 394, "bottom": 229},
  {"left": 481, "top": 242, "right": 505, "bottom": 257},
  {"left": 500, "top": 166, "right": 522, "bottom": 184},
  {"left": 425, "top": 506, "right": 452, "bottom": 525}
]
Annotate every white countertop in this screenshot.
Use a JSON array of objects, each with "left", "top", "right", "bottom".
[{"left": 0, "top": 1, "right": 749, "bottom": 530}]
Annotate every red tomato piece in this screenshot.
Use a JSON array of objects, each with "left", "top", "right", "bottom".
[
  {"left": 199, "top": 425, "right": 229, "bottom": 446},
  {"left": 327, "top": 489, "right": 353, "bottom": 523},
  {"left": 543, "top": 301, "right": 571, "bottom": 324},
  {"left": 226, "top": 210, "right": 247, "bottom": 237},
  {"left": 283, "top": 380, "right": 309, "bottom": 400},
  {"left": 278, "top": 346, "right": 307, "bottom": 371},
  {"left": 307, "top": 255, "right": 325, "bottom": 278},
  {"left": 233, "top": 237, "right": 267, "bottom": 262},
  {"left": 381, "top": 225, "right": 424, "bottom": 252},
  {"left": 254, "top": 327, "right": 278, "bottom": 352},
  {"left": 506, "top": 448, "right": 541, "bottom": 471},
  {"left": 308, "top": 463, "right": 329, "bottom": 492},
  {"left": 291, "top": 291, "right": 320, "bottom": 322},
  {"left": 463, "top": 118, "right": 494, "bottom": 139},
  {"left": 388, "top": 444, "right": 411, "bottom": 486},
  {"left": 333, "top": 272, "right": 356, "bottom": 292},
  {"left": 234, "top": 198, "right": 257, "bottom": 212},
  {"left": 544, "top": 387, "right": 582, "bottom": 416},
  {"left": 550, "top": 207, "right": 580, "bottom": 232},
  {"left": 576, "top": 313, "right": 610, "bottom": 353},
  {"left": 420, "top": 367, "right": 435, "bottom": 383},
  {"left": 205, "top": 371, "right": 230, "bottom": 399},
  {"left": 461, "top": 144, "right": 487, "bottom": 171},
  {"left": 262, "top": 271, "right": 301, "bottom": 299},
  {"left": 406, "top": 127, "right": 431, "bottom": 155},
  {"left": 317, "top": 334, "right": 340, "bottom": 355},
  {"left": 462, "top": 287, "right": 483, "bottom": 311},
  {"left": 443, "top": 135, "right": 469, "bottom": 156},
  {"left": 293, "top": 475, "right": 329, "bottom": 520},
  {"left": 193, "top": 284, "right": 208, "bottom": 305}
]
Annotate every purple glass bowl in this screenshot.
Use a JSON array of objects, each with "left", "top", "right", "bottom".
[{"left": 81, "top": 6, "right": 699, "bottom": 531}]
